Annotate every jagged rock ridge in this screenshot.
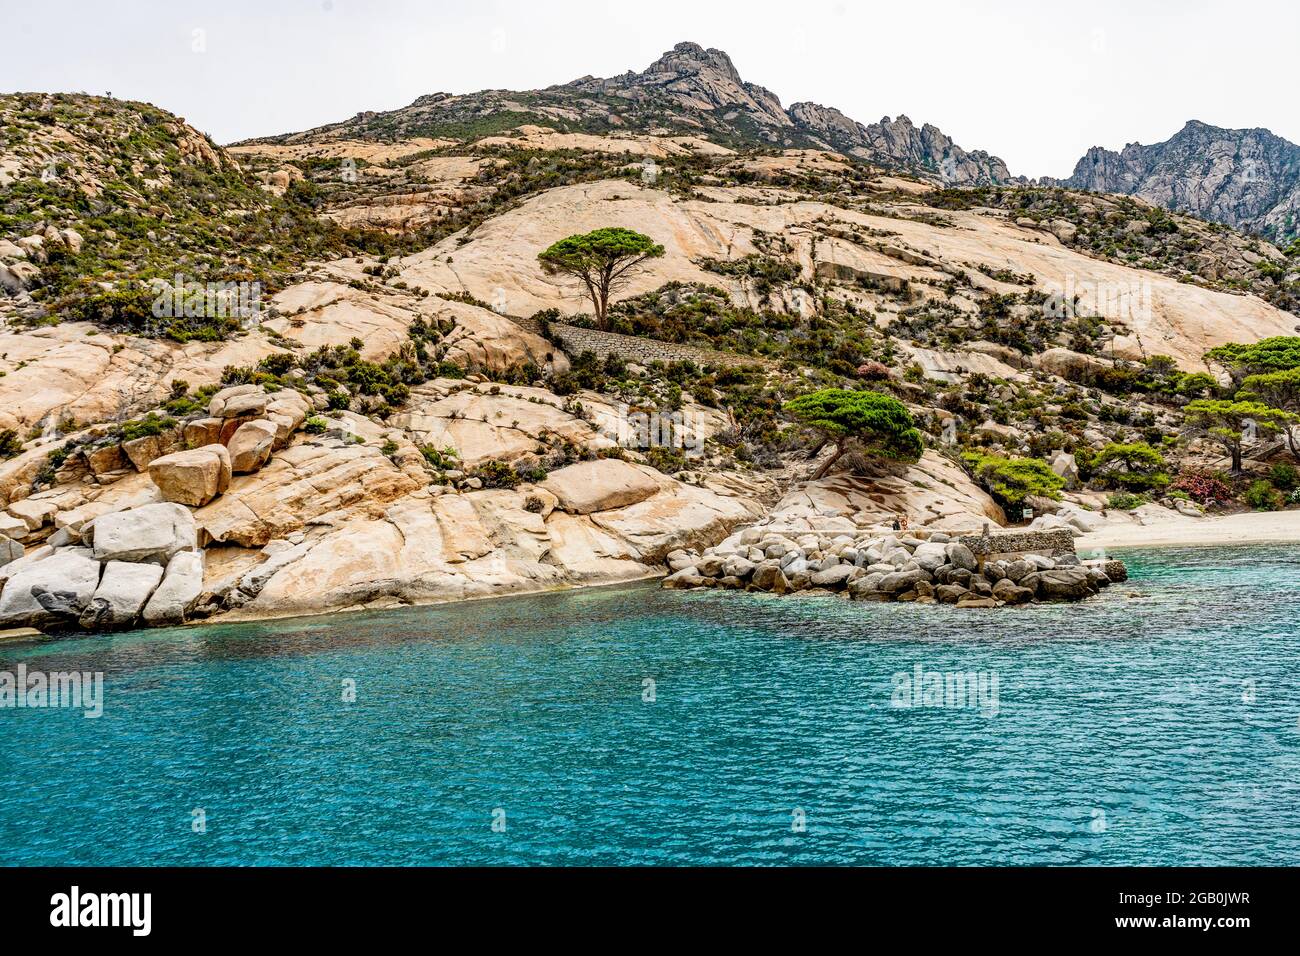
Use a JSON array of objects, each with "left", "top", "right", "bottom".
[
  {"left": 1055, "top": 120, "right": 1300, "bottom": 244},
  {"left": 255, "top": 41, "right": 1013, "bottom": 185}
]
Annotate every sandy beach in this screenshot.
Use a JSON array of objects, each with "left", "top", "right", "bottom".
[{"left": 1076, "top": 507, "right": 1300, "bottom": 551}]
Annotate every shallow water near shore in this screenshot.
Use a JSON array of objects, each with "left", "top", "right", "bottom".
[{"left": 2, "top": 545, "right": 1298, "bottom": 865}]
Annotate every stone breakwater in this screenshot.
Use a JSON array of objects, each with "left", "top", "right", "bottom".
[{"left": 662, "top": 526, "right": 1128, "bottom": 607}]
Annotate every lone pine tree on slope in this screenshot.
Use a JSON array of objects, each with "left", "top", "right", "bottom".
[{"left": 538, "top": 228, "right": 665, "bottom": 331}]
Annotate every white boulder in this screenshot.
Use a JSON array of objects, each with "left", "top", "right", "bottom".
[
  {"left": 142, "top": 551, "right": 206, "bottom": 625},
  {"left": 79, "top": 561, "right": 165, "bottom": 629},
  {"left": 92, "top": 503, "right": 198, "bottom": 564},
  {"left": 0, "top": 550, "right": 103, "bottom": 626}
]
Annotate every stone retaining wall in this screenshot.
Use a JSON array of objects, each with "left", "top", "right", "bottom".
[
  {"left": 511, "top": 317, "right": 771, "bottom": 370},
  {"left": 957, "top": 528, "right": 1076, "bottom": 559}
]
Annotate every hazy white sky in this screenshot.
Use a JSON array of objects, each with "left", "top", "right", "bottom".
[{"left": 1, "top": 0, "right": 1295, "bottom": 178}]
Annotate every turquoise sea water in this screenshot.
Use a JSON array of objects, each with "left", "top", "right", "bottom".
[{"left": 1, "top": 545, "right": 1298, "bottom": 866}]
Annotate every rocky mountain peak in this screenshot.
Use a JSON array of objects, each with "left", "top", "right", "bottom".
[
  {"left": 616, "top": 40, "right": 790, "bottom": 128},
  {"left": 645, "top": 41, "right": 745, "bottom": 87},
  {"left": 252, "top": 40, "right": 1011, "bottom": 185},
  {"left": 1057, "top": 120, "right": 1300, "bottom": 243}
]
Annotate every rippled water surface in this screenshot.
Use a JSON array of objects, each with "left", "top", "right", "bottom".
[{"left": 2, "top": 546, "right": 1299, "bottom": 865}]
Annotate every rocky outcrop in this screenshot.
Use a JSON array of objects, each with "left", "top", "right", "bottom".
[
  {"left": 0, "top": 323, "right": 282, "bottom": 435},
  {"left": 541, "top": 459, "right": 661, "bottom": 514},
  {"left": 149, "top": 446, "right": 232, "bottom": 507},
  {"left": 79, "top": 561, "right": 165, "bottom": 629},
  {"left": 0, "top": 497, "right": 205, "bottom": 630},
  {"left": 789, "top": 103, "right": 1012, "bottom": 184},
  {"left": 1055, "top": 120, "right": 1300, "bottom": 244},
  {"left": 394, "top": 179, "right": 1295, "bottom": 370},
  {"left": 200, "top": 461, "right": 765, "bottom": 620},
  {"left": 766, "top": 451, "right": 1005, "bottom": 533},
  {"left": 0, "top": 550, "right": 102, "bottom": 627},
  {"left": 194, "top": 431, "right": 425, "bottom": 548},
  {"left": 633, "top": 42, "right": 791, "bottom": 129}
]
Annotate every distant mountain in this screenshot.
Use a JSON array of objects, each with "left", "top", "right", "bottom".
[
  {"left": 257, "top": 41, "right": 1012, "bottom": 185},
  {"left": 1054, "top": 120, "right": 1300, "bottom": 244}
]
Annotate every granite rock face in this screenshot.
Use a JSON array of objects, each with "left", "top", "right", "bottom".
[
  {"left": 142, "top": 551, "right": 206, "bottom": 625},
  {"left": 1056, "top": 120, "right": 1300, "bottom": 244},
  {"left": 789, "top": 102, "right": 1012, "bottom": 185},
  {"left": 541, "top": 459, "right": 662, "bottom": 515}
]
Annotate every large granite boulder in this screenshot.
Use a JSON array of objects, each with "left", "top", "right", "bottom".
[
  {"left": 84, "top": 442, "right": 129, "bottom": 477},
  {"left": 541, "top": 459, "right": 661, "bottom": 515},
  {"left": 207, "top": 384, "right": 262, "bottom": 417},
  {"left": 0, "top": 550, "right": 103, "bottom": 626},
  {"left": 810, "top": 564, "right": 857, "bottom": 588},
  {"left": 991, "top": 577, "right": 1034, "bottom": 604},
  {"left": 878, "top": 568, "right": 930, "bottom": 593},
  {"left": 751, "top": 561, "right": 790, "bottom": 593},
  {"left": 945, "top": 542, "right": 978, "bottom": 572},
  {"left": 911, "top": 541, "right": 949, "bottom": 572},
  {"left": 92, "top": 503, "right": 197, "bottom": 564},
  {"left": 264, "top": 391, "right": 312, "bottom": 447},
  {"left": 662, "top": 566, "right": 705, "bottom": 589},
  {"left": 227, "top": 420, "right": 278, "bottom": 474},
  {"left": 182, "top": 418, "right": 224, "bottom": 448},
  {"left": 722, "top": 556, "right": 756, "bottom": 579},
  {"left": 935, "top": 583, "right": 968, "bottom": 604},
  {"left": 0, "top": 512, "right": 28, "bottom": 540},
  {"left": 122, "top": 431, "right": 182, "bottom": 472},
  {"left": 79, "top": 560, "right": 165, "bottom": 629},
  {"left": 142, "top": 551, "right": 205, "bottom": 625},
  {"left": 7, "top": 498, "right": 56, "bottom": 532},
  {"left": 1025, "top": 567, "right": 1096, "bottom": 600},
  {"left": 213, "top": 389, "right": 270, "bottom": 420},
  {"left": 148, "top": 445, "right": 232, "bottom": 507},
  {"left": 0, "top": 534, "right": 22, "bottom": 568}
]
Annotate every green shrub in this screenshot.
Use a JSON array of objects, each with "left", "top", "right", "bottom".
[
  {"left": 1091, "top": 442, "right": 1170, "bottom": 492},
  {"left": 420, "top": 445, "right": 459, "bottom": 470},
  {"left": 1244, "top": 479, "right": 1285, "bottom": 511},
  {"left": 303, "top": 416, "right": 328, "bottom": 434},
  {"left": 472, "top": 459, "right": 523, "bottom": 489},
  {"left": 0, "top": 428, "right": 22, "bottom": 460},
  {"left": 117, "top": 413, "right": 176, "bottom": 442},
  {"left": 1268, "top": 462, "right": 1299, "bottom": 492},
  {"left": 963, "top": 452, "right": 1064, "bottom": 507},
  {"left": 644, "top": 445, "right": 689, "bottom": 475},
  {"left": 1106, "top": 491, "right": 1147, "bottom": 511}
]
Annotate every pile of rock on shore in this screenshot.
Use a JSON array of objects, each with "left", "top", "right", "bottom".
[{"left": 661, "top": 526, "right": 1128, "bottom": 608}]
